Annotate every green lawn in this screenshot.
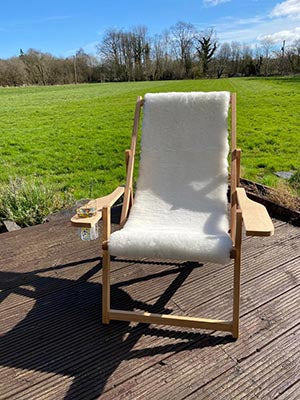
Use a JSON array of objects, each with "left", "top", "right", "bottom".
[{"left": 0, "top": 77, "right": 299, "bottom": 199}]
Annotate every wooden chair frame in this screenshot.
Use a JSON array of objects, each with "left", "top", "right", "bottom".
[{"left": 72, "top": 93, "right": 274, "bottom": 338}]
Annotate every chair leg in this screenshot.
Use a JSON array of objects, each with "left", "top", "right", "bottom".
[
  {"left": 102, "top": 249, "right": 110, "bottom": 324},
  {"left": 232, "top": 253, "right": 241, "bottom": 338},
  {"left": 232, "top": 209, "right": 242, "bottom": 339}
]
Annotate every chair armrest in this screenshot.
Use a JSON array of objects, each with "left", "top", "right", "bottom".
[
  {"left": 236, "top": 187, "right": 274, "bottom": 237},
  {"left": 101, "top": 186, "right": 125, "bottom": 209},
  {"left": 71, "top": 186, "right": 125, "bottom": 227}
]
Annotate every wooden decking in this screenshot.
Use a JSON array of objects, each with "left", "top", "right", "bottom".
[{"left": 0, "top": 214, "right": 299, "bottom": 399}]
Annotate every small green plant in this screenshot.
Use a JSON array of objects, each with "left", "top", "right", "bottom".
[
  {"left": 289, "top": 169, "right": 300, "bottom": 193},
  {"left": 267, "top": 181, "right": 300, "bottom": 211},
  {"left": 0, "top": 178, "right": 74, "bottom": 227}
]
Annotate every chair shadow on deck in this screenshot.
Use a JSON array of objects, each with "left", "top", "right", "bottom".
[{"left": 0, "top": 257, "right": 233, "bottom": 399}]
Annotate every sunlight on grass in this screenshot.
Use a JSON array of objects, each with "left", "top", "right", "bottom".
[{"left": 0, "top": 77, "right": 299, "bottom": 199}]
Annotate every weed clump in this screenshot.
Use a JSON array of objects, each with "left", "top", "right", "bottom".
[
  {"left": 0, "top": 178, "right": 73, "bottom": 227},
  {"left": 267, "top": 181, "right": 300, "bottom": 211},
  {"left": 289, "top": 169, "right": 300, "bottom": 192}
]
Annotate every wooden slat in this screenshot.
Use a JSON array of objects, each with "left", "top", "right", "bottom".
[
  {"left": 0, "top": 227, "right": 294, "bottom": 323},
  {"left": 102, "top": 206, "right": 111, "bottom": 324},
  {"left": 0, "top": 216, "right": 298, "bottom": 400},
  {"left": 99, "top": 283, "right": 300, "bottom": 400},
  {"left": 1, "top": 220, "right": 296, "bottom": 315},
  {"left": 230, "top": 93, "right": 237, "bottom": 151},
  {"left": 230, "top": 92, "right": 237, "bottom": 242},
  {"left": 235, "top": 148, "right": 241, "bottom": 186},
  {"left": 70, "top": 186, "right": 124, "bottom": 227},
  {"left": 0, "top": 218, "right": 287, "bottom": 273},
  {"left": 109, "top": 309, "right": 233, "bottom": 332},
  {"left": 232, "top": 209, "right": 242, "bottom": 338},
  {"left": 120, "top": 96, "right": 143, "bottom": 225},
  {"left": 187, "top": 325, "right": 300, "bottom": 400},
  {"left": 236, "top": 187, "right": 274, "bottom": 236},
  {"left": 277, "top": 382, "right": 300, "bottom": 400},
  {"left": 0, "top": 220, "right": 296, "bottom": 319},
  {"left": 125, "top": 149, "right": 131, "bottom": 174}
]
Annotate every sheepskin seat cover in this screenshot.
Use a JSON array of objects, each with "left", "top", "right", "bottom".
[{"left": 109, "top": 91, "right": 233, "bottom": 264}]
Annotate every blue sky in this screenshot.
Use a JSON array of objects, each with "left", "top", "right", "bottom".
[{"left": 1, "top": 0, "right": 299, "bottom": 58}]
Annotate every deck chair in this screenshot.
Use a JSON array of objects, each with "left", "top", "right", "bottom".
[{"left": 72, "top": 92, "right": 274, "bottom": 338}]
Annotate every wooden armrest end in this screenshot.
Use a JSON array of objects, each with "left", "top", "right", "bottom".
[
  {"left": 71, "top": 186, "right": 125, "bottom": 227},
  {"left": 236, "top": 187, "right": 274, "bottom": 237}
]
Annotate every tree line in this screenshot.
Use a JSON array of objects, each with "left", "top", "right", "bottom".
[{"left": 1, "top": 21, "right": 299, "bottom": 86}]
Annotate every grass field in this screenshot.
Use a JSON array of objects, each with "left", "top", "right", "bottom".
[{"left": 0, "top": 77, "right": 299, "bottom": 200}]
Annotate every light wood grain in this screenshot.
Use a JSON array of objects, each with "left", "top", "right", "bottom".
[
  {"left": 120, "top": 96, "right": 143, "bottom": 225},
  {"left": 71, "top": 186, "right": 124, "bottom": 227},
  {"left": 125, "top": 149, "right": 131, "bottom": 174},
  {"left": 102, "top": 206, "right": 111, "bottom": 324},
  {"left": 125, "top": 149, "right": 134, "bottom": 210},
  {"left": 231, "top": 92, "right": 237, "bottom": 150},
  {"left": 230, "top": 93, "right": 238, "bottom": 243},
  {"left": 236, "top": 187, "right": 274, "bottom": 236},
  {"left": 109, "top": 309, "right": 233, "bottom": 332},
  {"left": 232, "top": 209, "right": 242, "bottom": 339},
  {"left": 236, "top": 148, "right": 241, "bottom": 187}
]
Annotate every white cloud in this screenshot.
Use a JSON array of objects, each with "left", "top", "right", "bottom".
[
  {"left": 217, "top": 15, "right": 264, "bottom": 26},
  {"left": 82, "top": 41, "right": 99, "bottom": 53},
  {"left": 195, "top": 0, "right": 300, "bottom": 46},
  {"left": 65, "top": 41, "right": 99, "bottom": 57},
  {"left": 198, "top": 12, "right": 300, "bottom": 45},
  {"left": 258, "top": 27, "right": 300, "bottom": 42},
  {"left": 234, "top": 16, "right": 265, "bottom": 25},
  {"left": 203, "top": 0, "right": 231, "bottom": 7},
  {"left": 270, "top": 0, "right": 300, "bottom": 19}
]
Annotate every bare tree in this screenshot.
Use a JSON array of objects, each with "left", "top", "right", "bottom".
[
  {"left": 170, "top": 21, "right": 195, "bottom": 78},
  {"left": 97, "top": 26, "right": 151, "bottom": 81},
  {"left": 74, "top": 49, "right": 92, "bottom": 83},
  {"left": 195, "top": 29, "right": 217, "bottom": 76},
  {"left": 260, "top": 38, "right": 274, "bottom": 76},
  {"left": 19, "top": 49, "right": 47, "bottom": 85},
  {"left": 216, "top": 42, "right": 231, "bottom": 78},
  {"left": 151, "top": 31, "right": 175, "bottom": 80},
  {"left": 0, "top": 57, "right": 27, "bottom": 86},
  {"left": 286, "top": 39, "right": 300, "bottom": 73},
  {"left": 131, "top": 26, "right": 150, "bottom": 81},
  {"left": 230, "top": 41, "right": 241, "bottom": 76},
  {"left": 0, "top": 21, "right": 297, "bottom": 86}
]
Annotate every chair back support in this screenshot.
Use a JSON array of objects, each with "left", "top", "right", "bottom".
[{"left": 131, "top": 91, "right": 231, "bottom": 235}]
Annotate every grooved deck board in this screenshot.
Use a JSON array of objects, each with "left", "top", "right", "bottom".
[
  {"left": 186, "top": 325, "right": 300, "bottom": 400},
  {"left": 276, "top": 381, "right": 300, "bottom": 399},
  {"left": 0, "top": 218, "right": 299, "bottom": 399}
]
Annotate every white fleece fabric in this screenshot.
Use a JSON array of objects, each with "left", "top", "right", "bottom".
[{"left": 109, "top": 91, "right": 233, "bottom": 264}]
